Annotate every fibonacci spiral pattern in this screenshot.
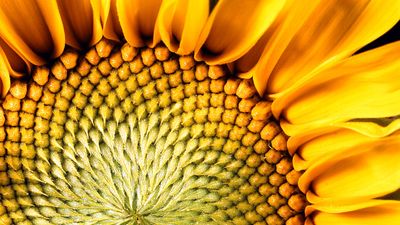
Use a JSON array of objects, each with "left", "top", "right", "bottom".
[{"left": 0, "top": 40, "right": 307, "bottom": 225}]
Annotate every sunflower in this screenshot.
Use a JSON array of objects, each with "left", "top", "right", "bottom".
[{"left": 0, "top": 0, "right": 399, "bottom": 225}]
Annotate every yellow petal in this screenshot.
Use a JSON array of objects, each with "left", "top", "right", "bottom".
[
  {"left": 275, "top": 41, "right": 400, "bottom": 137},
  {"left": 311, "top": 201, "right": 400, "bottom": 225},
  {"left": 0, "top": 0, "right": 65, "bottom": 65},
  {"left": 156, "top": 0, "right": 208, "bottom": 55},
  {"left": 101, "top": 0, "right": 124, "bottom": 41},
  {"left": 287, "top": 126, "right": 336, "bottom": 156},
  {"left": 0, "top": 46, "right": 11, "bottom": 97},
  {"left": 57, "top": 0, "right": 103, "bottom": 49},
  {"left": 194, "top": 0, "right": 286, "bottom": 65},
  {"left": 265, "top": 0, "right": 400, "bottom": 95},
  {"left": 117, "top": 0, "right": 162, "bottom": 47},
  {"left": 300, "top": 133, "right": 400, "bottom": 202},
  {"left": 0, "top": 38, "right": 31, "bottom": 78},
  {"left": 337, "top": 119, "right": 400, "bottom": 138},
  {"left": 238, "top": 0, "right": 322, "bottom": 95},
  {"left": 251, "top": 0, "right": 400, "bottom": 94},
  {"left": 290, "top": 127, "right": 373, "bottom": 171},
  {"left": 307, "top": 199, "right": 399, "bottom": 215}
]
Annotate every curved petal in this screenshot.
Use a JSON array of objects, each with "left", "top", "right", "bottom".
[
  {"left": 275, "top": 41, "right": 400, "bottom": 137},
  {"left": 307, "top": 199, "right": 400, "bottom": 215},
  {"left": 101, "top": 0, "right": 124, "bottom": 41},
  {"left": 299, "top": 133, "right": 400, "bottom": 202},
  {"left": 337, "top": 119, "right": 400, "bottom": 138},
  {"left": 117, "top": 0, "right": 162, "bottom": 47},
  {"left": 194, "top": 0, "right": 286, "bottom": 65},
  {"left": 0, "top": 0, "right": 65, "bottom": 65},
  {"left": 287, "top": 126, "right": 336, "bottom": 155},
  {"left": 290, "top": 127, "right": 373, "bottom": 171},
  {"left": 0, "top": 38, "right": 31, "bottom": 78},
  {"left": 57, "top": 0, "right": 103, "bottom": 49},
  {"left": 311, "top": 201, "right": 400, "bottom": 225},
  {"left": 238, "top": 0, "right": 321, "bottom": 94},
  {"left": 243, "top": 0, "right": 400, "bottom": 96},
  {"left": 0, "top": 46, "right": 11, "bottom": 97},
  {"left": 156, "top": 0, "right": 208, "bottom": 55}
]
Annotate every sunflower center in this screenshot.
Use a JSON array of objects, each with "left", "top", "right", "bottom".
[{"left": 0, "top": 40, "right": 307, "bottom": 225}]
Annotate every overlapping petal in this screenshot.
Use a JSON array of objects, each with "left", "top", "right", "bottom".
[
  {"left": 156, "top": 0, "right": 208, "bottom": 55},
  {"left": 101, "top": 0, "right": 124, "bottom": 41},
  {"left": 0, "top": 46, "right": 11, "bottom": 97},
  {"left": 275, "top": 41, "right": 400, "bottom": 137},
  {"left": 57, "top": 0, "right": 103, "bottom": 49},
  {"left": 289, "top": 127, "right": 373, "bottom": 170},
  {"left": 0, "top": 0, "right": 65, "bottom": 65},
  {"left": 117, "top": 0, "right": 163, "bottom": 47},
  {"left": 337, "top": 118, "right": 400, "bottom": 138},
  {"left": 236, "top": 0, "right": 321, "bottom": 90},
  {"left": 0, "top": 38, "right": 31, "bottom": 78},
  {"left": 238, "top": 0, "right": 400, "bottom": 96},
  {"left": 309, "top": 201, "right": 400, "bottom": 225},
  {"left": 298, "top": 132, "right": 400, "bottom": 203},
  {"left": 194, "top": 0, "right": 286, "bottom": 65}
]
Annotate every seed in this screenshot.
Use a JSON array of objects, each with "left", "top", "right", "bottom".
[
  {"left": 288, "top": 194, "right": 307, "bottom": 212},
  {"left": 163, "top": 58, "right": 178, "bottom": 74},
  {"left": 272, "top": 133, "right": 288, "bottom": 151},
  {"left": 110, "top": 51, "right": 123, "bottom": 68},
  {"left": 32, "top": 67, "right": 49, "bottom": 86},
  {"left": 286, "top": 170, "right": 302, "bottom": 186},
  {"left": 252, "top": 101, "right": 272, "bottom": 121},
  {"left": 261, "top": 122, "right": 281, "bottom": 141},
  {"left": 51, "top": 61, "right": 67, "bottom": 81},
  {"left": 130, "top": 56, "right": 144, "bottom": 73},
  {"left": 237, "top": 79, "right": 257, "bottom": 99},
  {"left": 179, "top": 55, "right": 195, "bottom": 70},
  {"left": 265, "top": 149, "right": 283, "bottom": 164},
  {"left": 60, "top": 49, "right": 79, "bottom": 69},
  {"left": 279, "top": 183, "right": 296, "bottom": 199},
  {"left": 77, "top": 60, "right": 92, "bottom": 78},
  {"left": 208, "top": 65, "right": 227, "bottom": 80},
  {"left": 98, "top": 60, "right": 112, "bottom": 75},
  {"left": 225, "top": 95, "right": 239, "bottom": 109},
  {"left": 239, "top": 97, "right": 258, "bottom": 113},
  {"left": 96, "top": 39, "right": 114, "bottom": 58},
  {"left": 86, "top": 48, "right": 101, "bottom": 65},
  {"left": 121, "top": 43, "right": 138, "bottom": 62},
  {"left": 9, "top": 81, "right": 27, "bottom": 100},
  {"left": 246, "top": 153, "right": 262, "bottom": 168}
]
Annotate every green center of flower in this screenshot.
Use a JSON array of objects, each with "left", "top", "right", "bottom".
[{"left": 0, "top": 40, "right": 306, "bottom": 225}]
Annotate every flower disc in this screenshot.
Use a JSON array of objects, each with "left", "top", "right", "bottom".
[{"left": 0, "top": 40, "right": 306, "bottom": 225}]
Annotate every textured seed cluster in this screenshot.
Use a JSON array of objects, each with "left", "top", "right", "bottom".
[{"left": 0, "top": 40, "right": 307, "bottom": 225}]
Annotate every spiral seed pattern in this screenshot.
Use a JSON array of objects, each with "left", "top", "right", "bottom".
[{"left": 0, "top": 40, "right": 307, "bottom": 225}]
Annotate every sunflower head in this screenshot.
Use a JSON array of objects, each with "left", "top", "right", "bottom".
[
  {"left": 0, "top": 38, "right": 308, "bottom": 225},
  {"left": 0, "top": 1, "right": 400, "bottom": 225}
]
